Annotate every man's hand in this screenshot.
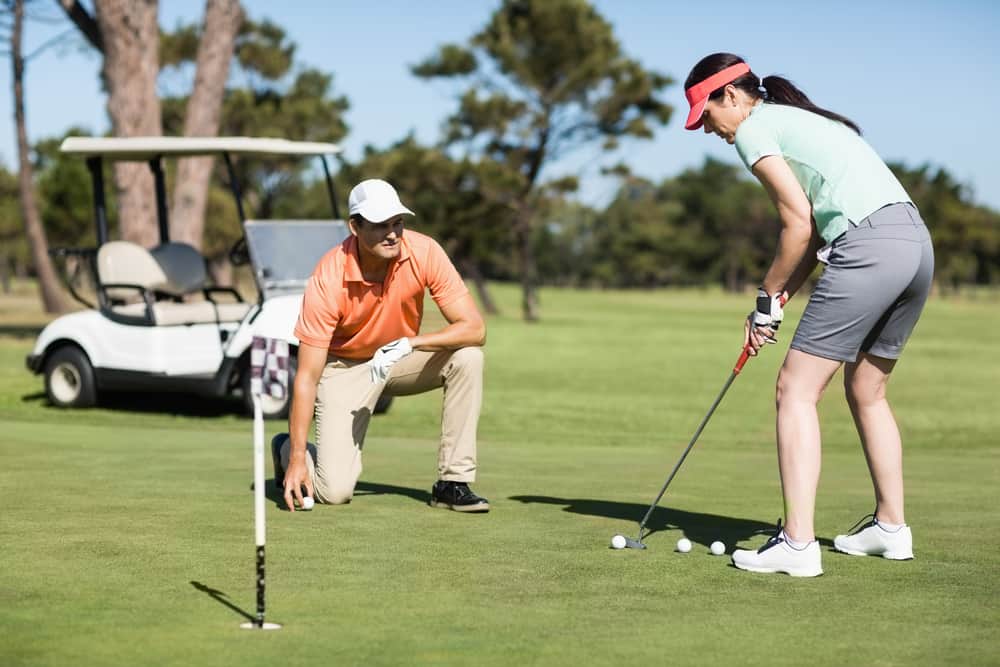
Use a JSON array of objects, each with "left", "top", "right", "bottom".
[
  {"left": 282, "top": 456, "right": 314, "bottom": 512},
  {"left": 744, "top": 289, "right": 787, "bottom": 356},
  {"left": 369, "top": 337, "right": 412, "bottom": 383}
]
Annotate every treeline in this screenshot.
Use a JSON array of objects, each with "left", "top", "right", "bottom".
[
  {"left": 3, "top": 141, "right": 997, "bottom": 298},
  {"left": 1, "top": 0, "right": 997, "bottom": 311}
]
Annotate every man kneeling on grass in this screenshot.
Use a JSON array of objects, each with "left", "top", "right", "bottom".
[{"left": 273, "top": 179, "right": 489, "bottom": 513}]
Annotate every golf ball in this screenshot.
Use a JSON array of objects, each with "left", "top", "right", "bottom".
[
  {"left": 676, "top": 537, "right": 692, "bottom": 553},
  {"left": 710, "top": 540, "right": 725, "bottom": 556},
  {"left": 301, "top": 496, "right": 315, "bottom": 511},
  {"left": 611, "top": 534, "right": 627, "bottom": 549}
]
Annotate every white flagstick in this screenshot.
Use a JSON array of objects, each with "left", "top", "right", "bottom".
[{"left": 242, "top": 339, "right": 282, "bottom": 630}]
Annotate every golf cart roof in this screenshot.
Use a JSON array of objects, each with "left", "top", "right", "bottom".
[{"left": 60, "top": 136, "right": 342, "bottom": 160}]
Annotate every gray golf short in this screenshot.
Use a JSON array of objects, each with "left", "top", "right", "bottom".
[{"left": 790, "top": 203, "right": 934, "bottom": 363}]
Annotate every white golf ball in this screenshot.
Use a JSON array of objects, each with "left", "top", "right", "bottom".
[
  {"left": 611, "top": 534, "right": 627, "bottom": 550},
  {"left": 710, "top": 540, "right": 725, "bottom": 556},
  {"left": 676, "top": 537, "right": 692, "bottom": 553},
  {"left": 301, "top": 496, "right": 315, "bottom": 511}
]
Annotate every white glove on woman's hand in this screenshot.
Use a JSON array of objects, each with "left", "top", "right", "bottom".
[
  {"left": 744, "top": 288, "right": 787, "bottom": 352},
  {"left": 751, "top": 288, "right": 785, "bottom": 331},
  {"left": 369, "top": 337, "right": 412, "bottom": 383}
]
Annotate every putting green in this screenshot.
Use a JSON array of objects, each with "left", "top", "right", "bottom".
[{"left": 1, "top": 285, "right": 997, "bottom": 666}]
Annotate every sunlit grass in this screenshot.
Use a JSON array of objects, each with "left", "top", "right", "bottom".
[{"left": 1, "top": 282, "right": 997, "bottom": 666}]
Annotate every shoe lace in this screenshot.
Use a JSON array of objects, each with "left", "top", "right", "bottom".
[
  {"left": 438, "top": 481, "right": 473, "bottom": 500},
  {"left": 757, "top": 519, "right": 786, "bottom": 554},
  {"left": 845, "top": 513, "right": 877, "bottom": 536}
]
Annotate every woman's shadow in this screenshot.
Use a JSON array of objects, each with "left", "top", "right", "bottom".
[{"left": 509, "top": 495, "right": 833, "bottom": 549}]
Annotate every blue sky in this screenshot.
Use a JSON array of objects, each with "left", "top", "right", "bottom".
[{"left": 2, "top": 0, "right": 999, "bottom": 209}]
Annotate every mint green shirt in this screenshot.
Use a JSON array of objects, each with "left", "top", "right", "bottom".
[{"left": 734, "top": 103, "right": 911, "bottom": 243}]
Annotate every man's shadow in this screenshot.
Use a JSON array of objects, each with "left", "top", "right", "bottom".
[
  {"left": 509, "top": 495, "right": 833, "bottom": 548},
  {"left": 263, "top": 479, "right": 430, "bottom": 509}
]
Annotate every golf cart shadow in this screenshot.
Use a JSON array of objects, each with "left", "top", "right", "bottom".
[
  {"left": 22, "top": 387, "right": 240, "bottom": 417},
  {"left": 0, "top": 324, "right": 45, "bottom": 339},
  {"left": 97, "top": 391, "right": 244, "bottom": 418},
  {"left": 509, "top": 495, "right": 834, "bottom": 549},
  {"left": 27, "top": 390, "right": 393, "bottom": 419}
]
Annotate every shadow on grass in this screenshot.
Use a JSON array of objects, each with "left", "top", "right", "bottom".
[
  {"left": 190, "top": 580, "right": 253, "bottom": 622},
  {"left": 263, "top": 479, "right": 287, "bottom": 510},
  {"left": 21, "top": 389, "right": 243, "bottom": 418},
  {"left": 261, "top": 479, "right": 431, "bottom": 510},
  {"left": 354, "top": 480, "right": 431, "bottom": 504},
  {"left": 509, "top": 495, "right": 834, "bottom": 549},
  {"left": 0, "top": 324, "right": 44, "bottom": 339},
  {"left": 95, "top": 392, "right": 242, "bottom": 418}
]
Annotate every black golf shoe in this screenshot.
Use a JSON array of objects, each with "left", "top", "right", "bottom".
[
  {"left": 429, "top": 481, "right": 490, "bottom": 513},
  {"left": 271, "top": 433, "right": 288, "bottom": 490}
]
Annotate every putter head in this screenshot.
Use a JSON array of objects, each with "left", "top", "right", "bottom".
[{"left": 625, "top": 537, "right": 647, "bottom": 550}]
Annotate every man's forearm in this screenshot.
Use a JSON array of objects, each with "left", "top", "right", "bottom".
[
  {"left": 288, "top": 381, "right": 318, "bottom": 460},
  {"left": 409, "top": 320, "right": 485, "bottom": 352}
]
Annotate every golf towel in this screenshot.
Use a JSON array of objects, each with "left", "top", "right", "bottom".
[{"left": 250, "top": 337, "right": 290, "bottom": 399}]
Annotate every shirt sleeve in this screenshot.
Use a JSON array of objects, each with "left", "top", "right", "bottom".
[
  {"left": 423, "top": 238, "right": 469, "bottom": 309},
  {"left": 734, "top": 113, "right": 782, "bottom": 170},
  {"left": 293, "top": 268, "right": 340, "bottom": 349}
]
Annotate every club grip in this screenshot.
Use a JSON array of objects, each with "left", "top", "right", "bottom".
[
  {"left": 734, "top": 346, "right": 752, "bottom": 374},
  {"left": 735, "top": 291, "right": 789, "bottom": 374}
]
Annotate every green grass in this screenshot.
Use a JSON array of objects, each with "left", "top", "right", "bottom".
[{"left": 1, "top": 283, "right": 998, "bottom": 666}]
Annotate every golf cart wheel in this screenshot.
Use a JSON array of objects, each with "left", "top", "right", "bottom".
[
  {"left": 243, "top": 354, "right": 297, "bottom": 420},
  {"left": 44, "top": 346, "right": 97, "bottom": 408}
]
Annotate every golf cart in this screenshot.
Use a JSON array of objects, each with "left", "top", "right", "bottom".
[{"left": 26, "top": 136, "right": 387, "bottom": 418}]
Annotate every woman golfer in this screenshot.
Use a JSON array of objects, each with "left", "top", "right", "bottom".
[{"left": 683, "top": 53, "right": 934, "bottom": 576}]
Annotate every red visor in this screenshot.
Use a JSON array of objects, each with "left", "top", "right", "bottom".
[{"left": 684, "top": 62, "right": 751, "bottom": 130}]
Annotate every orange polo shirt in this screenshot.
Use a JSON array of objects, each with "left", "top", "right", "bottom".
[{"left": 294, "top": 230, "right": 469, "bottom": 360}]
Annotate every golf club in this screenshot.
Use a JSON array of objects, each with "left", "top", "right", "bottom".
[{"left": 623, "top": 294, "right": 788, "bottom": 549}]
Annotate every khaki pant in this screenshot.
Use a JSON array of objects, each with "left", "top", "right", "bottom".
[{"left": 278, "top": 347, "right": 483, "bottom": 504}]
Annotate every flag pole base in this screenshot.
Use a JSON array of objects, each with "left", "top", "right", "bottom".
[{"left": 240, "top": 621, "right": 282, "bottom": 630}]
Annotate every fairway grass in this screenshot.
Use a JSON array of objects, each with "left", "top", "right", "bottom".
[{"left": 1, "top": 285, "right": 997, "bottom": 666}]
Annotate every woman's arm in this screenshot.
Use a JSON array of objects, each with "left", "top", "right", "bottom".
[
  {"left": 783, "top": 230, "right": 824, "bottom": 298},
  {"left": 752, "top": 155, "right": 814, "bottom": 295}
]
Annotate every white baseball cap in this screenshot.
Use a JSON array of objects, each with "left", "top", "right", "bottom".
[{"left": 347, "top": 179, "right": 414, "bottom": 223}]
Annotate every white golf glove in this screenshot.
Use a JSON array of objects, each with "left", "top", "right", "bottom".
[
  {"left": 748, "top": 288, "right": 785, "bottom": 344},
  {"left": 369, "top": 337, "right": 412, "bottom": 383}
]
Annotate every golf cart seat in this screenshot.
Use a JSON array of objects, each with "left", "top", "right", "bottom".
[
  {"left": 96, "top": 241, "right": 250, "bottom": 326},
  {"left": 151, "top": 242, "right": 252, "bottom": 322}
]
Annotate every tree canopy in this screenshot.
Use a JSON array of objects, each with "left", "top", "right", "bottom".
[
  {"left": 3, "top": 0, "right": 998, "bottom": 308},
  {"left": 412, "top": 0, "right": 674, "bottom": 319}
]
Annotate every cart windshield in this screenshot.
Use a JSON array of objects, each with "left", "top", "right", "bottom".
[{"left": 243, "top": 220, "right": 350, "bottom": 299}]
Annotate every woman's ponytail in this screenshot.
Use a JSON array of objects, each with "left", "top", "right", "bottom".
[
  {"left": 761, "top": 75, "right": 862, "bottom": 135},
  {"left": 685, "top": 53, "right": 862, "bottom": 136}
]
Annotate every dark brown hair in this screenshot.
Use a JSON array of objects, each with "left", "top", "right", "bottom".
[{"left": 685, "top": 52, "right": 861, "bottom": 135}]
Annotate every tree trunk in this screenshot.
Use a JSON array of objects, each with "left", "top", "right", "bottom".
[
  {"left": 207, "top": 254, "right": 234, "bottom": 288},
  {"left": 460, "top": 257, "right": 499, "bottom": 315},
  {"left": 0, "top": 251, "right": 11, "bottom": 294},
  {"left": 94, "top": 0, "right": 163, "bottom": 247},
  {"left": 171, "top": 0, "right": 244, "bottom": 250},
  {"left": 516, "top": 209, "right": 539, "bottom": 322},
  {"left": 12, "top": 0, "right": 66, "bottom": 313}
]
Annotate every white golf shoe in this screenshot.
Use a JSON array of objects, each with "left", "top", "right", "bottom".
[
  {"left": 731, "top": 522, "right": 823, "bottom": 577},
  {"left": 833, "top": 515, "right": 913, "bottom": 560}
]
